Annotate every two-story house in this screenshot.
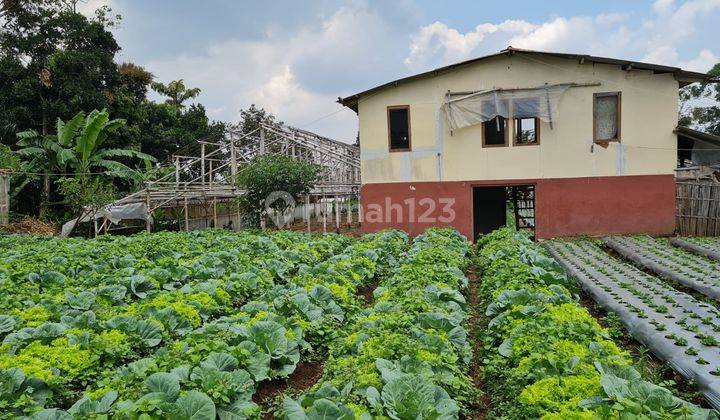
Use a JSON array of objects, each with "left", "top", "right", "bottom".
[{"left": 339, "top": 47, "right": 710, "bottom": 240}]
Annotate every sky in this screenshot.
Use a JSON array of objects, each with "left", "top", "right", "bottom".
[{"left": 76, "top": 0, "right": 720, "bottom": 143}]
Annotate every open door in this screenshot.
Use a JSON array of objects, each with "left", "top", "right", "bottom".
[{"left": 472, "top": 186, "right": 507, "bottom": 240}]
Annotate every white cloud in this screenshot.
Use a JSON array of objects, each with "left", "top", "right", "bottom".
[
  {"left": 75, "top": 0, "right": 113, "bottom": 17},
  {"left": 404, "top": 20, "right": 535, "bottom": 71},
  {"left": 680, "top": 49, "right": 719, "bottom": 71},
  {"left": 406, "top": 0, "right": 719, "bottom": 74},
  {"left": 141, "top": 5, "right": 391, "bottom": 142}
]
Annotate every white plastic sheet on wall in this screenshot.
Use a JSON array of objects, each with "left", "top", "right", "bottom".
[{"left": 441, "top": 84, "right": 572, "bottom": 131}]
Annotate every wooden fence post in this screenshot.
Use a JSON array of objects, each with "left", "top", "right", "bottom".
[{"left": 0, "top": 170, "right": 9, "bottom": 225}]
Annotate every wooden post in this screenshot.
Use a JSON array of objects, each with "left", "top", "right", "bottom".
[
  {"left": 0, "top": 171, "right": 9, "bottom": 225},
  {"left": 145, "top": 192, "right": 151, "bottom": 233},
  {"left": 334, "top": 195, "right": 340, "bottom": 233},
  {"left": 174, "top": 157, "right": 180, "bottom": 189},
  {"left": 236, "top": 200, "right": 241, "bottom": 231},
  {"left": 259, "top": 127, "right": 266, "bottom": 155},
  {"left": 200, "top": 142, "right": 206, "bottom": 186},
  {"left": 347, "top": 196, "right": 352, "bottom": 228},
  {"left": 184, "top": 196, "right": 189, "bottom": 232},
  {"left": 93, "top": 217, "right": 98, "bottom": 238},
  {"left": 306, "top": 195, "right": 311, "bottom": 233},
  {"left": 209, "top": 160, "right": 213, "bottom": 187},
  {"left": 229, "top": 135, "right": 237, "bottom": 182},
  {"left": 213, "top": 197, "right": 218, "bottom": 228},
  {"left": 322, "top": 192, "right": 327, "bottom": 234}
]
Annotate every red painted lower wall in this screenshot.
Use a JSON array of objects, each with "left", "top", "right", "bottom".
[{"left": 359, "top": 174, "right": 676, "bottom": 240}]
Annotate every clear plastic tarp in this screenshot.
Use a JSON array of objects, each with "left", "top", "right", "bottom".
[
  {"left": 692, "top": 139, "right": 720, "bottom": 166},
  {"left": 60, "top": 202, "right": 152, "bottom": 237},
  {"left": 441, "top": 84, "right": 572, "bottom": 131}
]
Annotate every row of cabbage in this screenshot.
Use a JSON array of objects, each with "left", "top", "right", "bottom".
[
  {"left": 285, "top": 228, "right": 474, "bottom": 419},
  {"left": 0, "top": 229, "right": 408, "bottom": 419},
  {"left": 477, "top": 228, "right": 714, "bottom": 419}
]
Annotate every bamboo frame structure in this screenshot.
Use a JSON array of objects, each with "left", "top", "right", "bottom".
[{"left": 103, "top": 123, "right": 360, "bottom": 233}]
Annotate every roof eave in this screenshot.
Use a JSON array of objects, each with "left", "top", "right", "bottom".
[{"left": 338, "top": 48, "right": 715, "bottom": 110}]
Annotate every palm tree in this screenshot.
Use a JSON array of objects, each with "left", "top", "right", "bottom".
[
  {"left": 151, "top": 79, "right": 201, "bottom": 109},
  {"left": 16, "top": 109, "right": 156, "bottom": 217}
]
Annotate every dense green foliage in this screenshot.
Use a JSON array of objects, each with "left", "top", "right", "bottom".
[
  {"left": 0, "top": 228, "right": 408, "bottom": 418},
  {"left": 285, "top": 228, "right": 474, "bottom": 418},
  {"left": 0, "top": 1, "right": 225, "bottom": 219},
  {"left": 476, "top": 228, "right": 716, "bottom": 419},
  {"left": 237, "top": 155, "right": 320, "bottom": 227}
]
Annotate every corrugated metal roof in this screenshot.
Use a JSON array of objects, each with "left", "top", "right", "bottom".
[{"left": 338, "top": 47, "right": 714, "bottom": 112}]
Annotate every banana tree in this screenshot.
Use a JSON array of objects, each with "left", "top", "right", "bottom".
[
  {"left": 16, "top": 114, "right": 78, "bottom": 217},
  {"left": 17, "top": 109, "right": 156, "bottom": 219}
]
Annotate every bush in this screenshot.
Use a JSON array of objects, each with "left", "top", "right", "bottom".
[{"left": 236, "top": 155, "right": 319, "bottom": 227}]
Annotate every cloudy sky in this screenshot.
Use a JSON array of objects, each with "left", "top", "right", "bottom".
[{"left": 79, "top": 0, "right": 720, "bottom": 142}]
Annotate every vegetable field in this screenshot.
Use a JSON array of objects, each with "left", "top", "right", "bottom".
[
  {"left": 0, "top": 229, "right": 411, "bottom": 418},
  {"left": 3, "top": 227, "right": 720, "bottom": 419},
  {"left": 477, "top": 230, "right": 715, "bottom": 418}
]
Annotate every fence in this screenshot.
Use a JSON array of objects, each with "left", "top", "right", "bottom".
[{"left": 676, "top": 180, "right": 720, "bottom": 236}]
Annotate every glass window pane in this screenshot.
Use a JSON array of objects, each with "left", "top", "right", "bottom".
[
  {"left": 389, "top": 108, "right": 410, "bottom": 150},
  {"left": 515, "top": 118, "right": 537, "bottom": 144},
  {"left": 594, "top": 95, "right": 618, "bottom": 140},
  {"left": 483, "top": 116, "right": 506, "bottom": 145}
]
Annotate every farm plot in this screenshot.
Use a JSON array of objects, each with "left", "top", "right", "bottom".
[
  {"left": 604, "top": 235, "right": 720, "bottom": 301},
  {"left": 545, "top": 239, "right": 720, "bottom": 410},
  {"left": 670, "top": 237, "right": 720, "bottom": 262},
  {"left": 0, "top": 229, "right": 408, "bottom": 418},
  {"left": 476, "top": 229, "right": 713, "bottom": 418},
  {"left": 285, "top": 228, "right": 473, "bottom": 418}
]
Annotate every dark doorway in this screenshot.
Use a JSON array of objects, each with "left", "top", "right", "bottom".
[
  {"left": 473, "top": 186, "right": 506, "bottom": 239},
  {"left": 472, "top": 185, "right": 536, "bottom": 241}
]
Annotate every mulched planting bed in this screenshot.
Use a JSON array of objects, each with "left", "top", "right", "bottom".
[
  {"left": 670, "top": 237, "right": 720, "bottom": 262},
  {"left": 604, "top": 235, "right": 720, "bottom": 301},
  {"left": 545, "top": 239, "right": 720, "bottom": 410}
]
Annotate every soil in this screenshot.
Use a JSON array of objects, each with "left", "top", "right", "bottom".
[
  {"left": 464, "top": 265, "right": 490, "bottom": 419},
  {"left": 253, "top": 360, "right": 325, "bottom": 419},
  {"left": 0, "top": 216, "right": 58, "bottom": 235},
  {"left": 357, "top": 280, "right": 378, "bottom": 304}
]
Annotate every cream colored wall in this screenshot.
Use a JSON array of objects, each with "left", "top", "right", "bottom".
[{"left": 358, "top": 54, "right": 679, "bottom": 184}]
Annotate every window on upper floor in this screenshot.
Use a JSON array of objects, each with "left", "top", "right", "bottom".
[
  {"left": 387, "top": 106, "right": 411, "bottom": 151},
  {"left": 594, "top": 92, "right": 621, "bottom": 142},
  {"left": 514, "top": 117, "right": 539, "bottom": 145},
  {"left": 513, "top": 97, "right": 540, "bottom": 145},
  {"left": 482, "top": 116, "right": 508, "bottom": 147}
]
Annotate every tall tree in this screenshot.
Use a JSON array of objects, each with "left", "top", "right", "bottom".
[
  {"left": 151, "top": 79, "right": 201, "bottom": 109},
  {"left": 1, "top": 1, "right": 225, "bottom": 217},
  {"left": 680, "top": 63, "right": 720, "bottom": 135},
  {"left": 16, "top": 109, "right": 156, "bottom": 217}
]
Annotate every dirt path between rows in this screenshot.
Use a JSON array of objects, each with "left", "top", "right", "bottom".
[
  {"left": 253, "top": 360, "right": 325, "bottom": 419},
  {"left": 254, "top": 277, "right": 381, "bottom": 418},
  {"left": 465, "top": 265, "right": 490, "bottom": 419}
]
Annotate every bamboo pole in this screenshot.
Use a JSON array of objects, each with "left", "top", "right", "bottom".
[
  {"left": 306, "top": 195, "right": 311, "bottom": 233},
  {"left": 200, "top": 142, "right": 206, "bottom": 186},
  {"left": 322, "top": 191, "right": 327, "bottom": 234},
  {"left": 347, "top": 196, "right": 352, "bottom": 228},
  {"left": 145, "top": 192, "right": 151, "bottom": 233},
  {"left": 184, "top": 196, "right": 189, "bottom": 231},
  {"left": 213, "top": 197, "right": 218, "bottom": 228},
  {"left": 335, "top": 195, "right": 340, "bottom": 233}
]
